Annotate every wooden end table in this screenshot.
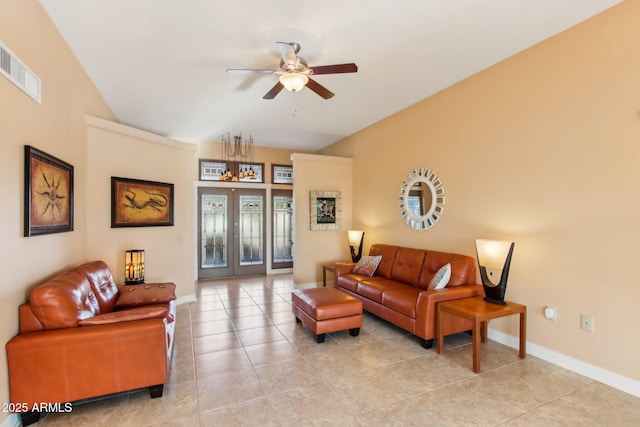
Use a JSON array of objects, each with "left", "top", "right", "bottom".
[
  {"left": 322, "top": 264, "right": 336, "bottom": 287},
  {"left": 436, "top": 296, "right": 526, "bottom": 373},
  {"left": 322, "top": 262, "right": 351, "bottom": 287}
]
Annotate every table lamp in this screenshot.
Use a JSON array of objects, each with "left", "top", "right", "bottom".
[
  {"left": 125, "top": 249, "right": 145, "bottom": 285},
  {"left": 475, "top": 239, "right": 514, "bottom": 305},
  {"left": 348, "top": 230, "right": 365, "bottom": 263}
]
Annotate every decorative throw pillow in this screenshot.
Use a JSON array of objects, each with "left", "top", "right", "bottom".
[
  {"left": 78, "top": 305, "right": 170, "bottom": 326},
  {"left": 352, "top": 255, "right": 382, "bottom": 277},
  {"left": 428, "top": 263, "right": 451, "bottom": 290},
  {"left": 115, "top": 282, "right": 176, "bottom": 308}
]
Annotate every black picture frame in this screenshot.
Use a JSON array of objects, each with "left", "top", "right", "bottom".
[
  {"left": 111, "top": 177, "right": 174, "bottom": 227},
  {"left": 24, "top": 145, "right": 74, "bottom": 236}
]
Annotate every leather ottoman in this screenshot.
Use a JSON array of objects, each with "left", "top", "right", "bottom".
[{"left": 291, "top": 287, "right": 363, "bottom": 343}]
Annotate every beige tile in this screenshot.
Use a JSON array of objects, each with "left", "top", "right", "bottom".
[
  {"left": 199, "top": 396, "right": 279, "bottom": 427},
  {"left": 191, "top": 319, "right": 234, "bottom": 337},
  {"left": 244, "top": 339, "right": 300, "bottom": 367},
  {"left": 195, "top": 347, "right": 253, "bottom": 377},
  {"left": 197, "top": 368, "right": 265, "bottom": 412},
  {"left": 193, "top": 331, "right": 242, "bottom": 354},
  {"left": 409, "top": 382, "right": 528, "bottom": 426},
  {"left": 254, "top": 357, "right": 324, "bottom": 395},
  {"left": 236, "top": 325, "right": 286, "bottom": 346},
  {"left": 267, "top": 382, "right": 351, "bottom": 425}
]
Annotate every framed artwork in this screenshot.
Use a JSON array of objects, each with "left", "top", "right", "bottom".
[
  {"left": 309, "top": 190, "right": 342, "bottom": 231},
  {"left": 272, "top": 164, "right": 293, "bottom": 184},
  {"left": 238, "top": 162, "right": 264, "bottom": 183},
  {"left": 24, "top": 145, "right": 74, "bottom": 236},
  {"left": 199, "top": 159, "right": 227, "bottom": 181},
  {"left": 111, "top": 177, "right": 174, "bottom": 227},
  {"left": 199, "top": 159, "right": 264, "bottom": 182}
]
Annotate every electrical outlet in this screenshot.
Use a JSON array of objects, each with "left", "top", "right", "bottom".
[
  {"left": 580, "top": 314, "right": 594, "bottom": 332},
  {"left": 544, "top": 306, "right": 556, "bottom": 321}
]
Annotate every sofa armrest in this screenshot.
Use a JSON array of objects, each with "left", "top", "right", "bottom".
[
  {"left": 415, "top": 284, "right": 484, "bottom": 340},
  {"left": 7, "top": 318, "right": 170, "bottom": 406}
]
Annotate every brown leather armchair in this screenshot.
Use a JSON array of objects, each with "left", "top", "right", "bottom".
[{"left": 6, "top": 261, "right": 176, "bottom": 426}]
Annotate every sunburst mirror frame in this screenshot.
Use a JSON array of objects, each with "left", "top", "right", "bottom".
[{"left": 398, "top": 167, "right": 445, "bottom": 231}]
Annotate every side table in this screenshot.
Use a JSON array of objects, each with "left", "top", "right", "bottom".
[
  {"left": 322, "top": 262, "right": 351, "bottom": 287},
  {"left": 322, "top": 264, "right": 335, "bottom": 287},
  {"left": 436, "top": 296, "right": 526, "bottom": 373}
]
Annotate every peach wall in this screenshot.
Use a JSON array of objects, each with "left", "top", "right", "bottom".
[
  {"left": 0, "top": 0, "right": 115, "bottom": 423},
  {"left": 321, "top": 1, "right": 640, "bottom": 385},
  {"left": 291, "top": 154, "right": 353, "bottom": 285},
  {"left": 86, "top": 117, "right": 197, "bottom": 298}
]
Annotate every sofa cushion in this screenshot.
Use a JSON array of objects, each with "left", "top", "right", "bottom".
[
  {"left": 418, "top": 251, "right": 476, "bottom": 289},
  {"left": 73, "top": 261, "right": 119, "bottom": 313},
  {"left": 428, "top": 263, "right": 451, "bottom": 290},
  {"left": 78, "top": 305, "right": 170, "bottom": 326},
  {"left": 390, "top": 247, "right": 426, "bottom": 287},
  {"left": 352, "top": 255, "right": 382, "bottom": 277},
  {"left": 115, "top": 283, "right": 176, "bottom": 308},
  {"left": 30, "top": 271, "right": 101, "bottom": 329},
  {"left": 381, "top": 287, "right": 422, "bottom": 318},
  {"left": 336, "top": 273, "right": 363, "bottom": 293},
  {"left": 357, "top": 277, "right": 406, "bottom": 303},
  {"left": 369, "top": 244, "right": 398, "bottom": 279}
]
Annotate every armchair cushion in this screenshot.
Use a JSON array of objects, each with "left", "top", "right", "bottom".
[
  {"left": 115, "top": 283, "right": 176, "bottom": 308},
  {"left": 78, "top": 305, "right": 170, "bottom": 326}
]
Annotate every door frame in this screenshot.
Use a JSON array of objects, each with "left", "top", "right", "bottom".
[{"left": 196, "top": 181, "right": 293, "bottom": 277}]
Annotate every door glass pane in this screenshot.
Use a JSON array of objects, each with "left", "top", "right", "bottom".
[
  {"left": 273, "top": 195, "right": 293, "bottom": 263},
  {"left": 239, "top": 195, "right": 264, "bottom": 266},
  {"left": 201, "top": 194, "right": 228, "bottom": 268}
]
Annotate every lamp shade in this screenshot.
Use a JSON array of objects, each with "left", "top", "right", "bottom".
[
  {"left": 347, "top": 230, "right": 365, "bottom": 263},
  {"left": 475, "top": 239, "right": 514, "bottom": 305},
  {"left": 348, "top": 230, "right": 364, "bottom": 247},
  {"left": 125, "top": 249, "right": 145, "bottom": 285},
  {"left": 279, "top": 72, "right": 308, "bottom": 92}
]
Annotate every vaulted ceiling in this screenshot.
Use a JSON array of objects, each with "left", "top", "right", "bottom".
[{"left": 39, "top": 0, "right": 621, "bottom": 151}]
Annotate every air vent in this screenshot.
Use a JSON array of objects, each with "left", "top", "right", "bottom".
[{"left": 0, "top": 41, "right": 41, "bottom": 103}]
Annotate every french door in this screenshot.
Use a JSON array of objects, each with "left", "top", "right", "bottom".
[
  {"left": 272, "top": 190, "right": 293, "bottom": 269},
  {"left": 198, "top": 187, "right": 266, "bottom": 279}
]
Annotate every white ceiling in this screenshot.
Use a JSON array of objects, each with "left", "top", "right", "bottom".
[{"left": 39, "top": 0, "right": 620, "bottom": 151}]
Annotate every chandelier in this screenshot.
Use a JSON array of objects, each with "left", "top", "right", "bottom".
[{"left": 219, "top": 133, "right": 256, "bottom": 182}]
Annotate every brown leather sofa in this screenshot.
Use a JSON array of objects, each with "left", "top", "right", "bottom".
[
  {"left": 6, "top": 261, "right": 176, "bottom": 426},
  {"left": 334, "top": 244, "right": 483, "bottom": 348}
]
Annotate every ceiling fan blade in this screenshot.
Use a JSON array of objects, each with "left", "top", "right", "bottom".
[
  {"left": 263, "top": 82, "right": 284, "bottom": 99},
  {"left": 309, "top": 63, "right": 358, "bottom": 75},
  {"left": 226, "top": 68, "right": 278, "bottom": 74},
  {"left": 305, "top": 77, "right": 334, "bottom": 99},
  {"left": 276, "top": 42, "right": 298, "bottom": 67}
]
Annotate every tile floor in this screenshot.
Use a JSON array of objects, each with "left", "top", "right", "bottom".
[{"left": 35, "top": 274, "right": 639, "bottom": 426}]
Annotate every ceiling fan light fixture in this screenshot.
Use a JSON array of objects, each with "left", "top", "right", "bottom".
[{"left": 279, "top": 72, "right": 308, "bottom": 92}]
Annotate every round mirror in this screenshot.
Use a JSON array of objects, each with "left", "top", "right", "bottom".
[{"left": 398, "top": 168, "right": 445, "bottom": 231}]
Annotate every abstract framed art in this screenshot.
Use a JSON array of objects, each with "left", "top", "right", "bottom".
[
  {"left": 111, "top": 177, "right": 174, "bottom": 227},
  {"left": 309, "top": 190, "right": 341, "bottom": 231},
  {"left": 24, "top": 145, "right": 74, "bottom": 236}
]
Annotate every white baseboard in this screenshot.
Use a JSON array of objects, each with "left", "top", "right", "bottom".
[
  {"left": 1, "top": 413, "right": 20, "bottom": 427},
  {"left": 176, "top": 294, "right": 196, "bottom": 305},
  {"left": 488, "top": 328, "right": 640, "bottom": 398}
]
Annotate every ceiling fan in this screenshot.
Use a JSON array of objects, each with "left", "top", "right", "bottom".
[{"left": 226, "top": 42, "right": 358, "bottom": 100}]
